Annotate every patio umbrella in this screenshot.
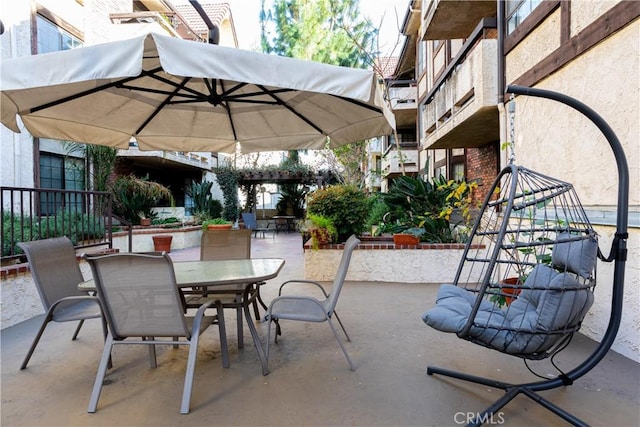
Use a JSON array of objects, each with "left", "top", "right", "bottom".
[{"left": 0, "top": 32, "right": 394, "bottom": 153}]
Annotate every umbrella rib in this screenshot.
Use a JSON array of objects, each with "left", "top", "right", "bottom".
[
  {"left": 134, "top": 77, "right": 192, "bottom": 135},
  {"left": 255, "top": 84, "right": 325, "bottom": 135},
  {"left": 218, "top": 80, "right": 238, "bottom": 141},
  {"left": 30, "top": 67, "right": 164, "bottom": 113},
  {"left": 331, "top": 94, "right": 383, "bottom": 114}
]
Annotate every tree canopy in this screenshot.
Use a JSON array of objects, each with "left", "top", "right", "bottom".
[
  {"left": 260, "top": 0, "right": 377, "bottom": 187},
  {"left": 260, "top": 0, "right": 377, "bottom": 68}
]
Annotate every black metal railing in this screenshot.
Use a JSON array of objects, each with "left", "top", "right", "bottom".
[{"left": 1, "top": 186, "right": 129, "bottom": 263}]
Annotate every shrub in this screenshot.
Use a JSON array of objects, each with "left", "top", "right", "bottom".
[
  {"left": 111, "top": 175, "right": 173, "bottom": 224},
  {"left": 184, "top": 180, "right": 223, "bottom": 220},
  {"left": 306, "top": 185, "right": 368, "bottom": 242}
]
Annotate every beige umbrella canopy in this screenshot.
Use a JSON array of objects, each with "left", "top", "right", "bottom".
[{"left": 1, "top": 33, "right": 395, "bottom": 153}]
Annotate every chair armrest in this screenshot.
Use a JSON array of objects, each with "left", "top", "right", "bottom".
[
  {"left": 278, "top": 279, "right": 329, "bottom": 297},
  {"left": 190, "top": 299, "right": 218, "bottom": 334}
]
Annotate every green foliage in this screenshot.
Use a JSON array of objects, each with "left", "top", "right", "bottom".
[
  {"left": 301, "top": 213, "right": 338, "bottom": 250},
  {"left": 213, "top": 164, "right": 240, "bottom": 221},
  {"left": 201, "top": 218, "right": 232, "bottom": 230},
  {"left": 261, "top": 0, "right": 377, "bottom": 68},
  {"left": 306, "top": 184, "right": 368, "bottom": 241},
  {"left": 2, "top": 212, "right": 37, "bottom": 256},
  {"left": 2, "top": 210, "right": 105, "bottom": 256},
  {"left": 111, "top": 175, "right": 173, "bottom": 224},
  {"left": 37, "top": 209, "right": 105, "bottom": 243},
  {"left": 365, "top": 193, "right": 389, "bottom": 230},
  {"left": 278, "top": 183, "right": 309, "bottom": 217},
  {"left": 332, "top": 140, "right": 368, "bottom": 187},
  {"left": 380, "top": 175, "right": 478, "bottom": 243},
  {"left": 185, "top": 180, "right": 223, "bottom": 221}
]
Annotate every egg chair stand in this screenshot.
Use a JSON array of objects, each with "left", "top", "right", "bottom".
[{"left": 422, "top": 85, "right": 629, "bottom": 427}]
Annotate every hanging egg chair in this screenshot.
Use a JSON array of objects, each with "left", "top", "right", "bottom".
[{"left": 421, "top": 86, "right": 630, "bottom": 427}]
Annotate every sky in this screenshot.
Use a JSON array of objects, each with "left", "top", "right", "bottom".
[{"left": 174, "top": 0, "right": 409, "bottom": 56}]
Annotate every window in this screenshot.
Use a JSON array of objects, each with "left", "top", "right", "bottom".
[
  {"left": 506, "top": 0, "right": 542, "bottom": 34},
  {"left": 36, "top": 15, "right": 82, "bottom": 54},
  {"left": 39, "top": 153, "right": 85, "bottom": 215}
]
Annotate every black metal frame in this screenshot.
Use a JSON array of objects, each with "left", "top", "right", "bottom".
[{"left": 426, "top": 85, "right": 629, "bottom": 427}]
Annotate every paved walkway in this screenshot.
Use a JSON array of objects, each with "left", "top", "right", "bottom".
[{"left": 1, "top": 232, "right": 638, "bottom": 426}]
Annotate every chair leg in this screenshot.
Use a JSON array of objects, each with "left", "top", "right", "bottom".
[
  {"left": 180, "top": 333, "right": 201, "bottom": 414},
  {"left": 327, "top": 318, "right": 355, "bottom": 371},
  {"left": 71, "top": 319, "right": 85, "bottom": 340},
  {"left": 20, "top": 314, "right": 53, "bottom": 370},
  {"left": 215, "top": 302, "right": 230, "bottom": 369},
  {"left": 332, "top": 311, "right": 351, "bottom": 341},
  {"left": 88, "top": 334, "right": 115, "bottom": 413},
  {"left": 146, "top": 337, "right": 158, "bottom": 368},
  {"left": 236, "top": 306, "right": 244, "bottom": 349}
]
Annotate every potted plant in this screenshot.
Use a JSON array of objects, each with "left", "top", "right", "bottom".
[
  {"left": 393, "top": 227, "right": 424, "bottom": 246},
  {"left": 202, "top": 218, "right": 232, "bottom": 230},
  {"left": 301, "top": 214, "right": 337, "bottom": 250},
  {"left": 138, "top": 212, "right": 152, "bottom": 227}
]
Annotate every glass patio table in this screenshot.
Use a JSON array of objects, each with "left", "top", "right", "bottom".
[{"left": 78, "top": 258, "right": 286, "bottom": 375}]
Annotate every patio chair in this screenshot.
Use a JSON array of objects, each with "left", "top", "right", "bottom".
[
  {"left": 265, "top": 235, "right": 360, "bottom": 371},
  {"left": 83, "top": 252, "right": 228, "bottom": 414},
  {"left": 17, "top": 237, "right": 107, "bottom": 370},
  {"left": 183, "top": 229, "right": 266, "bottom": 348},
  {"left": 418, "top": 85, "right": 634, "bottom": 427},
  {"left": 242, "top": 212, "right": 274, "bottom": 238}
]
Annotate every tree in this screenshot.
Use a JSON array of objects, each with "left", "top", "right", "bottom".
[
  {"left": 260, "top": 0, "right": 377, "bottom": 183},
  {"left": 261, "top": 0, "right": 377, "bottom": 67}
]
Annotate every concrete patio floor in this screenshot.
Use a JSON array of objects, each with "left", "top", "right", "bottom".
[{"left": 2, "top": 232, "right": 638, "bottom": 426}]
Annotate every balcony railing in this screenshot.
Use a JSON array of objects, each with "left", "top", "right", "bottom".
[
  {"left": 422, "top": 18, "right": 499, "bottom": 149},
  {"left": 1, "top": 187, "right": 129, "bottom": 264}
]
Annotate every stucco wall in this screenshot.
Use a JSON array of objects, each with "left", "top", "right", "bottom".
[
  {"left": 506, "top": 17, "right": 640, "bottom": 362},
  {"left": 1, "top": 262, "right": 93, "bottom": 329},
  {"left": 506, "top": 9, "right": 561, "bottom": 83},
  {"left": 304, "top": 248, "right": 483, "bottom": 284}
]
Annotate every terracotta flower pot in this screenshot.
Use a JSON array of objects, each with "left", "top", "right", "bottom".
[
  {"left": 152, "top": 235, "right": 172, "bottom": 252},
  {"left": 207, "top": 224, "right": 233, "bottom": 230},
  {"left": 501, "top": 277, "right": 522, "bottom": 305},
  {"left": 393, "top": 233, "right": 420, "bottom": 246},
  {"left": 140, "top": 218, "right": 151, "bottom": 226}
]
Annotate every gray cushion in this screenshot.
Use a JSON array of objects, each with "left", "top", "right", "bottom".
[
  {"left": 552, "top": 232, "right": 598, "bottom": 279},
  {"left": 422, "top": 264, "right": 594, "bottom": 355}
]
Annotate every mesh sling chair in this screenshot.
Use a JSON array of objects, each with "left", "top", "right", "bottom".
[
  {"left": 265, "top": 235, "right": 360, "bottom": 371},
  {"left": 242, "top": 212, "right": 274, "bottom": 238},
  {"left": 421, "top": 86, "right": 630, "bottom": 427},
  {"left": 17, "top": 237, "right": 107, "bottom": 370},
  {"left": 182, "top": 229, "right": 267, "bottom": 348},
  {"left": 83, "top": 252, "right": 229, "bottom": 414}
]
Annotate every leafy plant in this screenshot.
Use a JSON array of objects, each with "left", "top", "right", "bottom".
[
  {"left": 306, "top": 184, "right": 368, "bottom": 242},
  {"left": 301, "top": 213, "right": 338, "bottom": 250},
  {"left": 213, "top": 164, "right": 240, "bottom": 221},
  {"left": 185, "top": 180, "right": 223, "bottom": 221},
  {"left": 202, "top": 217, "right": 232, "bottom": 230},
  {"left": 111, "top": 175, "right": 173, "bottom": 225},
  {"left": 277, "top": 183, "right": 309, "bottom": 217},
  {"left": 381, "top": 175, "right": 478, "bottom": 243}
]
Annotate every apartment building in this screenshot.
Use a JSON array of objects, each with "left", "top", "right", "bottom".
[
  {"left": 0, "top": 0, "right": 237, "bottom": 214},
  {"left": 389, "top": 0, "right": 639, "bottom": 361}
]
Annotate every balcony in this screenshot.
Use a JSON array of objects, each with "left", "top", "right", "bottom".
[
  {"left": 381, "top": 147, "right": 419, "bottom": 178},
  {"left": 422, "top": 21, "right": 499, "bottom": 150},
  {"left": 422, "top": 0, "right": 496, "bottom": 40},
  {"left": 118, "top": 147, "right": 213, "bottom": 171},
  {"left": 388, "top": 82, "right": 418, "bottom": 128}
]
